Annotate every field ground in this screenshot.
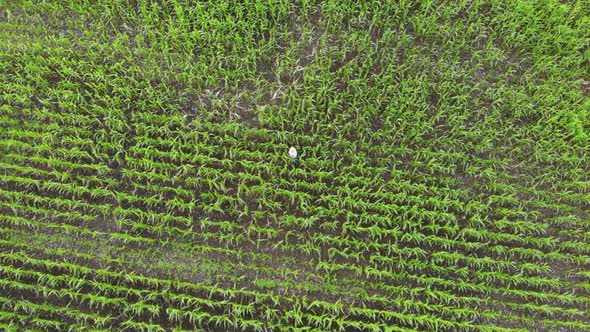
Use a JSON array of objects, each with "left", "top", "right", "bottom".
[{"left": 0, "top": 0, "right": 589, "bottom": 331}]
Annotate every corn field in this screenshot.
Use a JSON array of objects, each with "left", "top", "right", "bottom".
[{"left": 1, "top": 0, "right": 589, "bottom": 331}]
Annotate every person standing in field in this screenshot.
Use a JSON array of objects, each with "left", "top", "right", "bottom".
[{"left": 289, "top": 147, "right": 298, "bottom": 167}]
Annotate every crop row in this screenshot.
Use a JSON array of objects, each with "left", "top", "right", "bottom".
[{"left": 2, "top": 210, "right": 582, "bottom": 326}]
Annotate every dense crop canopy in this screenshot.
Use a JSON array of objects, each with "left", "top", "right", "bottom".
[{"left": 0, "top": 0, "right": 588, "bottom": 330}]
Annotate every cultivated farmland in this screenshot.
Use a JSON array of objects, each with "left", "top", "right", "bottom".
[{"left": 1, "top": 0, "right": 589, "bottom": 331}]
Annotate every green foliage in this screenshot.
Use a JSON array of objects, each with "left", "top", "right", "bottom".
[{"left": 0, "top": 0, "right": 588, "bottom": 330}]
